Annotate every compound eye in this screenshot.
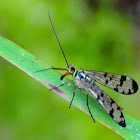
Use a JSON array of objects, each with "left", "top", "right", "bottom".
[{"left": 70, "top": 67, "right": 75, "bottom": 74}]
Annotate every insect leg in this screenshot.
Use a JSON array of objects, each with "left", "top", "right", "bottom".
[
  {"left": 69, "top": 86, "right": 76, "bottom": 108},
  {"left": 79, "top": 89, "right": 95, "bottom": 123},
  {"left": 79, "top": 89, "right": 88, "bottom": 94},
  {"left": 87, "top": 94, "right": 95, "bottom": 123},
  {"left": 36, "top": 64, "right": 74, "bottom": 72},
  {"left": 36, "top": 66, "right": 67, "bottom": 72},
  {"left": 50, "top": 80, "right": 74, "bottom": 90}
]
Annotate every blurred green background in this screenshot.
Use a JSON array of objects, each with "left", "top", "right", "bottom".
[{"left": 0, "top": 0, "right": 140, "bottom": 140}]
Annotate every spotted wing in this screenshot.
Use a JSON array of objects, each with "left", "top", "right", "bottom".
[
  {"left": 84, "top": 70, "right": 138, "bottom": 95},
  {"left": 85, "top": 82, "right": 126, "bottom": 127}
]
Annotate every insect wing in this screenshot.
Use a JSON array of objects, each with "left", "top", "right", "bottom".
[
  {"left": 84, "top": 70, "right": 138, "bottom": 95},
  {"left": 85, "top": 82, "right": 126, "bottom": 127}
]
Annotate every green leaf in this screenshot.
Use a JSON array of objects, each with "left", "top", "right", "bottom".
[{"left": 0, "top": 35, "right": 140, "bottom": 139}]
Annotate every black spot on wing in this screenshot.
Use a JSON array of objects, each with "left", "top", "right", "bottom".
[
  {"left": 132, "top": 80, "right": 138, "bottom": 93},
  {"left": 128, "top": 89, "right": 131, "bottom": 94},
  {"left": 110, "top": 100, "right": 115, "bottom": 105},
  {"left": 97, "top": 95, "right": 100, "bottom": 101},
  {"left": 105, "top": 80, "right": 108, "bottom": 84},
  {"left": 109, "top": 109, "right": 114, "bottom": 119},
  {"left": 118, "top": 120, "right": 126, "bottom": 127},
  {"left": 110, "top": 77, "right": 113, "bottom": 80},
  {"left": 104, "top": 73, "right": 107, "bottom": 77},
  {"left": 120, "top": 76, "right": 126, "bottom": 86},
  {"left": 122, "top": 75, "right": 126, "bottom": 80},
  {"left": 120, "top": 111, "right": 124, "bottom": 118},
  {"left": 101, "top": 92, "right": 104, "bottom": 97},
  {"left": 114, "top": 87, "right": 118, "bottom": 92}
]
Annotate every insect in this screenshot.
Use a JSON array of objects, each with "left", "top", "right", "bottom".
[{"left": 38, "top": 12, "right": 138, "bottom": 127}]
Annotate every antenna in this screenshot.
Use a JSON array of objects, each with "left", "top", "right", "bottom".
[{"left": 48, "top": 12, "right": 69, "bottom": 68}]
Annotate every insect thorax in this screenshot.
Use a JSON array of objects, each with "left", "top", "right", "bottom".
[{"left": 74, "top": 70, "right": 93, "bottom": 89}]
